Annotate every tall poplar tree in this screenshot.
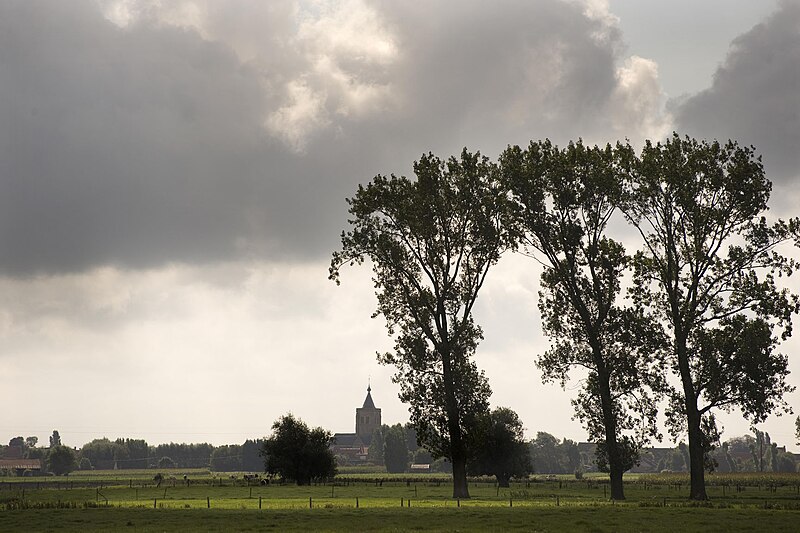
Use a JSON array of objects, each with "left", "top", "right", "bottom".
[
  {"left": 500, "top": 140, "right": 665, "bottom": 500},
  {"left": 331, "top": 149, "right": 511, "bottom": 498},
  {"left": 624, "top": 134, "right": 798, "bottom": 500}
]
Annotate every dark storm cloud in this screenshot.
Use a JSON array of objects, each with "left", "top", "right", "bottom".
[
  {"left": 0, "top": 1, "right": 278, "bottom": 273},
  {"left": 673, "top": 0, "right": 800, "bottom": 183},
  {"left": 0, "top": 0, "right": 644, "bottom": 275},
  {"left": 375, "top": 1, "right": 624, "bottom": 152}
]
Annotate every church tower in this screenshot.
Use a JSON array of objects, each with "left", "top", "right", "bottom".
[{"left": 355, "top": 385, "right": 381, "bottom": 444}]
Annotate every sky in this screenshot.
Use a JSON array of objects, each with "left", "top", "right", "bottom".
[{"left": 1, "top": 0, "right": 799, "bottom": 452}]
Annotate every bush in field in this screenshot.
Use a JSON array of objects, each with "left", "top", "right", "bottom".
[
  {"left": 78, "top": 457, "right": 92, "bottom": 471},
  {"left": 261, "top": 413, "right": 336, "bottom": 485},
  {"left": 158, "top": 456, "right": 176, "bottom": 469},
  {"left": 469, "top": 407, "right": 531, "bottom": 487},
  {"left": 47, "top": 445, "right": 77, "bottom": 476},
  {"left": 383, "top": 424, "right": 409, "bottom": 473}
]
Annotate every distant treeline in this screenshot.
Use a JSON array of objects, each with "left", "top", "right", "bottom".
[
  {"left": 3, "top": 427, "right": 797, "bottom": 475},
  {"left": 2, "top": 435, "right": 264, "bottom": 473}
]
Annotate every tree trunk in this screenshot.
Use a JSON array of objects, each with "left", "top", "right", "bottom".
[
  {"left": 451, "top": 451, "right": 470, "bottom": 499},
  {"left": 595, "top": 351, "right": 625, "bottom": 500},
  {"left": 685, "top": 400, "right": 708, "bottom": 500},
  {"left": 441, "top": 345, "right": 471, "bottom": 499},
  {"left": 677, "top": 335, "right": 708, "bottom": 500}
]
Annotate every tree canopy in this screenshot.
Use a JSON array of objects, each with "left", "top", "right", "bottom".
[
  {"left": 383, "top": 424, "right": 409, "bottom": 473},
  {"left": 47, "top": 445, "right": 76, "bottom": 476},
  {"left": 331, "top": 149, "right": 512, "bottom": 498},
  {"left": 261, "top": 413, "right": 336, "bottom": 485},
  {"left": 468, "top": 407, "right": 531, "bottom": 487}
]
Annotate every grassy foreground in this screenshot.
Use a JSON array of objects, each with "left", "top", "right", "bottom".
[
  {"left": 2, "top": 472, "right": 799, "bottom": 531},
  {"left": 3, "top": 506, "right": 800, "bottom": 532}
]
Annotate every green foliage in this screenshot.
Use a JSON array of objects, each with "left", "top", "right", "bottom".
[
  {"left": 49, "top": 430, "right": 61, "bottom": 447},
  {"left": 157, "top": 456, "right": 175, "bottom": 469},
  {"left": 796, "top": 416, "right": 799, "bottom": 446},
  {"left": 500, "top": 140, "right": 665, "bottom": 500},
  {"left": 116, "top": 438, "right": 148, "bottom": 469},
  {"left": 261, "top": 413, "right": 336, "bottom": 485},
  {"left": 331, "top": 149, "right": 513, "bottom": 498},
  {"left": 241, "top": 439, "right": 264, "bottom": 472},
  {"left": 366, "top": 427, "right": 384, "bottom": 465},
  {"left": 529, "top": 433, "right": 581, "bottom": 474},
  {"left": 468, "top": 407, "right": 531, "bottom": 487},
  {"left": 595, "top": 436, "right": 639, "bottom": 474},
  {"left": 78, "top": 457, "right": 92, "bottom": 471},
  {"left": 79, "top": 438, "right": 129, "bottom": 470},
  {"left": 383, "top": 424, "right": 409, "bottom": 474},
  {"left": 152, "top": 442, "right": 214, "bottom": 469},
  {"left": 623, "top": 134, "right": 799, "bottom": 499},
  {"left": 47, "top": 445, "right": 76, "bottom": 476},
  {"left": 210, "top": 445, "right": 242, "bottom": 472}
]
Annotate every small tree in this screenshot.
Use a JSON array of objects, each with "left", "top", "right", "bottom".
[
  {"left": 367, "top": 427, "right": 384, "bottom": 465},
  {"left": 383, "top": 424, "right": 409, "bottom": 473},
  {"left": 78, "top": 457, "right": 92, "bottom": 471},
  {"left": 469, "top": 407, "right": 531, "bottom": 487},
  {"left": 261, "top": 414, "right": 336, "bottom": 485},
  {"left": 158, "top": 456, "right": 176, "bottom": 469},
  {"left": 529, "top": 432, "right": 563, "bottom": 474},
  {"left": 47, "top": 445, "right": 76, "bottom": 476}
]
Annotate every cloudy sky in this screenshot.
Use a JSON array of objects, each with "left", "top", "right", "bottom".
[{"left": 1, "top": 0, "right": 799, "bottom": 451}]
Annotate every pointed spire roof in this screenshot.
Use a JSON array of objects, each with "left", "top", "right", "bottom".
[{"left": 362, "top": 384, "right": 376, "bottom": 409}]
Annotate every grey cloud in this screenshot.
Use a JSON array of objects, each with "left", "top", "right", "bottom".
[
  {"left": 373, "top": 1, "right": 625, "bottom": 152},
  {"left": 0, "top": 0, "right": 654, "bottom": 275},
  {"left": 673, "top": 0, "right": 800, "bottom": 184}
]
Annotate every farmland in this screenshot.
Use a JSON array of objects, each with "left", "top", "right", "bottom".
[{"left": 2, "top": 471, "right": 800, "bottom": 531}]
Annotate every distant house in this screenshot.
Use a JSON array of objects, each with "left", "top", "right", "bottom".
[
  {"left": 0, "top": 446, "right": 42, "bottom": 475},
  {"left": 331, "top": 385, "right": 382, "bottom": 463}
]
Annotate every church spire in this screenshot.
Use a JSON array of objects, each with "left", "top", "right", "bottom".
[{"left": 362, "top": 384, "right": 375, "bottom": 409}]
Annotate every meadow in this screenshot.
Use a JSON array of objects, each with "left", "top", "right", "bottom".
[{"left": 2, "top": 471, "right": 800, "bottom": 531}]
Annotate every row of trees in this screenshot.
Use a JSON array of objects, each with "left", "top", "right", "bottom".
[
  {"left": 330, "top": 134, "right": 799, "bottom": 500},
  {"left": 3, "top": 433, "right": 264, "bottom": 476}
]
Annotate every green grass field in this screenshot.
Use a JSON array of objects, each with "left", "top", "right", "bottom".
[{"left": 2, "top": 471, "right": 799, "bottom": 531}]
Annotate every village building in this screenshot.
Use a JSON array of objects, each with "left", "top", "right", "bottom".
[
  {"left": 331, "top": 385, "right": 381, "bottom": 463},
  {"left": 0, "top": 445, "right": 42, "bottom": 475}
]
